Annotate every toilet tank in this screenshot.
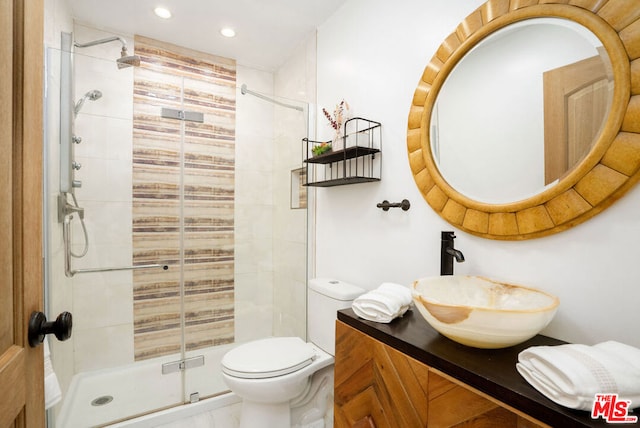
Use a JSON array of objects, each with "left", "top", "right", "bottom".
[{"left": 308, "top": 278, "right": 364, "bottom": 356}]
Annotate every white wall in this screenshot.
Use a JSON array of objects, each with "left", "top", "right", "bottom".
[{"left": 316, "top": 0, "right": 640, "bottom": 348}]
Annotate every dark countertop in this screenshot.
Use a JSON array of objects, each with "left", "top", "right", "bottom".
[{"left": 337, "top": 308, "right": 633, "bottom": 428}]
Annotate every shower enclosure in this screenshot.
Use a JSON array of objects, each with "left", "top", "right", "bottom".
[{"left": 45, "top": 25, "right": 310, "bottom": 427}]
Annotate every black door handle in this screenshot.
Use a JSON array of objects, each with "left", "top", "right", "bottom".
[{"left": 28, "top": 311, "right": 73, "bottom": 348}]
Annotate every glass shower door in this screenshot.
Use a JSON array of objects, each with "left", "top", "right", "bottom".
[
  {"left": 183, "top": 83, "right": 311, "bottom": 401},
  {"left": 45, "top": 42, "right": 185, "bottom": 427},
  {"left": 46, "top": 32, "right": 310, "bottom": 426},
  {"left": 131, "top": 40, "right": 239, "bottom": 403},
  {"left": 181, "top": 80, "right": 312, "bottom": 401}
]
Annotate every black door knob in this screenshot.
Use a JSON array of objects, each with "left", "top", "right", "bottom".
[{"left": 28, "top": 311, "right": 73, "bottom": 348}]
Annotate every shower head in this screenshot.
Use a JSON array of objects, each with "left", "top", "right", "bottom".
[
  {"left": 117, "top": 47, "right": 141, "bottom": 69},
  {"left": 74, "top": 89, "right": 102, "bottom": 116},
  {"left": 74, "top": 36, "right": 140, "bottom": 69}
]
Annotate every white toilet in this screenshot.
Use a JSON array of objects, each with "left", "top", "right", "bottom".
[{"left": 221, "top": 278, "right": 364, "bottom": 428}]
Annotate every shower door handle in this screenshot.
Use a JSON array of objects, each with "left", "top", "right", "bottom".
[{"left": 28, "top": 311, "right": 73, "bottom": 347}]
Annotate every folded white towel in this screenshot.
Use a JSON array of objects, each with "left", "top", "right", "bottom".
[
  {"left": 352, "top": 282, "right": 412, "bottom": 323},
  {"left": 517, "top": 341, "right": 640, "bottom": 411},
  {"left": 44, "top": 339, "right": 62, "bottom": 410}
]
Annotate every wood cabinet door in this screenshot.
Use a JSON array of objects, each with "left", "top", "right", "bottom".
[
  {"left": 334, "top": 321, "right": 430, "bottom": 427},
  {"left": 0, "top": 0, "right": 45, "bottom": 427},
  {"left": 334, "top": 321, "right": 548, "bottom": 428}
]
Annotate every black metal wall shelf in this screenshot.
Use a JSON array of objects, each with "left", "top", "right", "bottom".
[
  {"left": 305, "top": 146, "right": 380, "bottom": 164},
  {"left": 303, "top": 117, "right": 381, "bottom": 187},
  {"left": 305, "top": 176, "right": 380, "bottom": 188}
]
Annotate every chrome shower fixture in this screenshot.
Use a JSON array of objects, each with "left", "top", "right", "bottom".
[
  {"left": 74, "top": 89, "right": 102, "bottom": 116},
  {"left": 117, "top": 48, "right": 141, "bottom": 69},
  {"left": 240, "top": 83, "right": 304, "bottom": 112},
  {"left": 74, "top": 35, "right": 141, "bottom": 69}
]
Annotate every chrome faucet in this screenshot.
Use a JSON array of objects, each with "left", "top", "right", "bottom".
[{"left": 441, "top": 231, "right": 464, "bottom": 275}]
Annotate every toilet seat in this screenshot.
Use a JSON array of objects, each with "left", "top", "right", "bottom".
[{"left": 221, "top": 337, "right": 316, "bottom": 379}]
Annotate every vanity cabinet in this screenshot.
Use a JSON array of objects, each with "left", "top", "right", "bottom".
[
  {"left": 334, "top": 321, "right": 547, "bottom": 427},
  {"left": 303, "top": 117, "right": 381, "bottom": 187},
  {"left": 335, "top": 309, "right": 609, "bottom": 428}
]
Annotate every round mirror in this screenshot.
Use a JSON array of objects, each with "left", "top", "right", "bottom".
[
  {"left": 408, "top": 2, "right": 640, "bottom": 240},
  {"left": 432, "top": 18, "right": 614, "bottom": 204}
]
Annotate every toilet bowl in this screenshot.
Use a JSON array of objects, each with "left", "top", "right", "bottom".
[
  {"left": 222, "top": 337, "right": 333, "bottom": 427},
  {"left": 222, "top": 337, "right": 333, "bottom": 403},
  {"left": 221, "top": 278, "right": 364, "bottom": 428}
]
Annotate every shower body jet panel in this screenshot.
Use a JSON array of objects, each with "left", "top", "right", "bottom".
[
  {"left": 59, "top": 33, "right": 104, "bottom": 196},
  {"left": 61, "top": 30, "right": 141, "bottom": 197},
  {"left": 59, "top": 31, "right": 164, "bottom": 274},
  {"left": 60, "top": 32, "right": 75, "bottom": 194}
]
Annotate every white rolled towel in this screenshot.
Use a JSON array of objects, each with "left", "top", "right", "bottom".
[
  {"left": 352, "top": 282, "right": 413, "bottom": 323},
  {"left": 517, "top": 341, "right": 640, "bottom": 411},
  {"left": 44, "top": 338, "right": 62, "bottom": 410}
]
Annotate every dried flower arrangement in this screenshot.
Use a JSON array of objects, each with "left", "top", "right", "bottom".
[{"left": 322, "top": 100, "right": 349, "bottom": 132}]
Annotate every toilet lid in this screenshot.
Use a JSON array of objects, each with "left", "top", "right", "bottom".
[{"left": 222, "top": 337, "right": 315, "bottom": 379}]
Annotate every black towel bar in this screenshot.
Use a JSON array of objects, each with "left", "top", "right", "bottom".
[{"left": 377, "top": 199, "right": 410, "bottom": 211}]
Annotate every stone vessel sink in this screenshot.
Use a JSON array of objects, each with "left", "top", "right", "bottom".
[{"left": 411, "top": 275, "right": 559, "bottom": 349}]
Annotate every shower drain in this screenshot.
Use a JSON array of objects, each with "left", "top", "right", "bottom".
[{"left": 91, "top": 395, "right": 113, "bottom": 406}]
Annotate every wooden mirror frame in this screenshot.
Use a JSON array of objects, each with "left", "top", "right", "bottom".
[{"left": 408, "top": 0, "right": 640, "bottom": 240}]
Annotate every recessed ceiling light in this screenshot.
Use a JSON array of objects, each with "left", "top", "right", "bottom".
[
  {"left": 154, "top": 7, "right": 172, "bottom": 19},
  {"left": 220, "top": 28, "right": 236, "bottom": 38}
]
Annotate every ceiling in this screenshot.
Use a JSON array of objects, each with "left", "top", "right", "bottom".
[{"left": 67, "top": 0, "right": 347, "bottom": 71}]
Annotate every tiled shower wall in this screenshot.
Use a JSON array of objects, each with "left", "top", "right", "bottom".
[{"left": 132, "top": 36, "right": 236, "bottom": 360}]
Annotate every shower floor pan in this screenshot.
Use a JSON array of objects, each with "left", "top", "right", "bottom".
[{"left": 56, "top": 344, "right": 235, "bottom": 428}]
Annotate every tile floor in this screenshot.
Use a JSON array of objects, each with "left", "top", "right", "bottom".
[{"left": 156, "top": 402, "right": 242, "bottom": 428}]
